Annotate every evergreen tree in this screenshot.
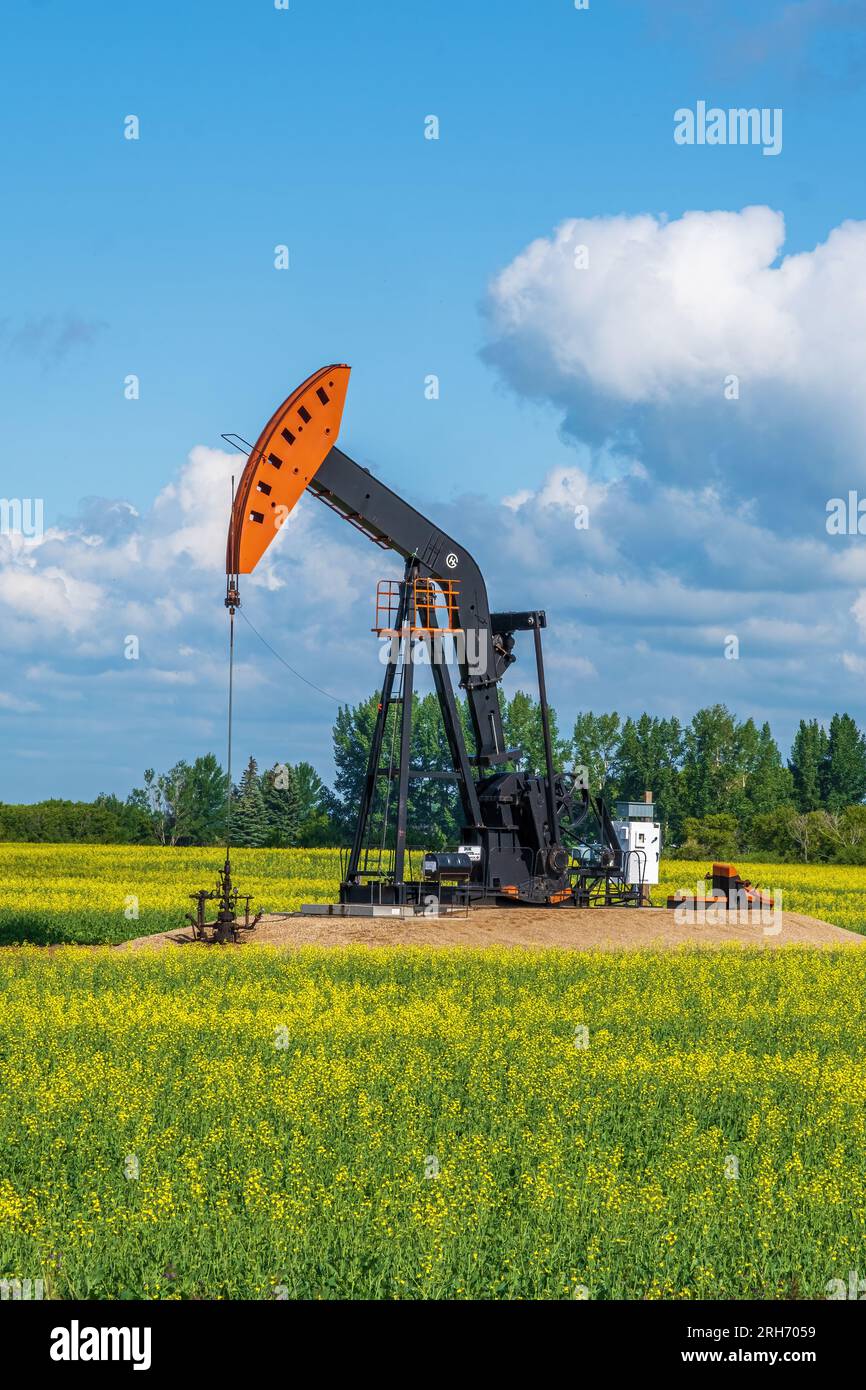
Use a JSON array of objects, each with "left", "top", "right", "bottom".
[
  {"left": 822, "top": 713, "right": 866, "bottom": 810},
  {"left": 788, "top": 719, "right": 829, "bottom": 812},
  {"left": 261, "top": 762, "right": 300, "bottom": 847},
  {"left": 292, "top": 761, "right": 337, "bottom": 846},
  {"left": 231, "top": 756, "right": 269, "bottom": 848}
]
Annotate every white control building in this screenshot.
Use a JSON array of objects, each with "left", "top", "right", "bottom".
[{"left": 611, "top": 799, "right": 661, "bottom": 887}]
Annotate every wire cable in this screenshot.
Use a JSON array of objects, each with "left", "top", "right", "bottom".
[{"left": 236, "top": 607, "right": 343, "bottom": 704}]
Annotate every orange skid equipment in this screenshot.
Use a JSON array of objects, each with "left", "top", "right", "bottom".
[
  {"left": 226, "top": 364, "right": 350, "bottom": 575},
  {"left": 667, "top": 861, "right": 776, "bottom": 912}
]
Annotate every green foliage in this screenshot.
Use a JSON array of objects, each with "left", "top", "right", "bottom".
[
  {"left": 5, "top": 690, "right": 865, "bottom": 862},
  {"left": 788, "top": 714, "right": 866, "bottom": 820},
  {"left": 292, "top": 762, "right": 337, "bottom": 847},
  {"left": 503, "top": 691, "right": 570, "bottom": 774},
  {"left": 331, "top": 694, "right": 381, "bottom": 839},
  {"left": 231, "top": 756, "right": 269, "bottom": 849},
  {"left": 128, "top": 756, "right": 228, "bottom": 846},
  {"left": 0, "top": 797, "right": 151, "bottom": 845},
  {"left": 823, "top": 713, "right": 866, "bottom": 810},
  {"left": 569, "top": 711, "right": 621, "bottom": 796},
  {"left": 749, "top": 805, "right": 801, "bottom": 860},
  {"left": 740, "top": 721, "right": 794, "bottom": 821},
  {"left": 788, "top": 719, "right": 828, "bottom": 812},
  {"left": 749, "top": 803, "right": 866, "bottom": 864},
  {"left": 405, "top": 692, "right": 464, "bottom": 849},
  {"left": 128, "top": 765, "right": 190, "bottom": 845},
  {"left": 676, "top": 706, "right": 796, "bottom": 842},
  {"left": 616, "top": 715, "right": 683, "bottom": 838},
  {"left": 260, "top": 763, "right": 300, "bottom": 848},
  {"left": 176, "top": 754, "right": 228, "bottom": 845},
  {"left": 821, "top": 804, "right": 866, "bottom": 863},
  {"left": 330, "top": 691, "right": 463, "bottom": 849},
  {"left": 680, "top": 705, "right": 742, "bottom": 820},
  {"left": 670, "top": 813, "right": 739, "bottom": 861}
]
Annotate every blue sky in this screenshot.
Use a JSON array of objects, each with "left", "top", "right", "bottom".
[{"left": 2, "top": 0, "right": 866, "bottom": 801}]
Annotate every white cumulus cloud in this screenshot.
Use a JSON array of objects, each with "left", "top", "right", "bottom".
[{"left": 482, "top": 206, "right": 866, "bottom": 513}]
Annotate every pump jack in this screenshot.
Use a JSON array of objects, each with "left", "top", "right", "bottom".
[{"left": 225, "top": 365, "right": 648, "bottom": 910}]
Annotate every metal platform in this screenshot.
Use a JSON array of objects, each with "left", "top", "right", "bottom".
[{"left": 300, "top": 901, "right": 467, "bottom": 919}]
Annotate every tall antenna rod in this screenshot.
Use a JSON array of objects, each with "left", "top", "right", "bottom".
[
  {"left": 181, "top": 471, "right": 263, "bottom": 944},
  {"left": 225, "top": 474, "right": 240, "bottom": 863}
]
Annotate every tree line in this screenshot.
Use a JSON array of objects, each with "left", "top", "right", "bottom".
[
  {"left": 2, "top": 696, "right": 865, "bottom": 862},
  {"left": 328, "top": 695, "right": 866, "bottom": 862}
]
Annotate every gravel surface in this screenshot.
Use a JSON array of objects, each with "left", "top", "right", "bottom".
[{"left": 114, "top": 906, "right": 866, "bottom": 951}]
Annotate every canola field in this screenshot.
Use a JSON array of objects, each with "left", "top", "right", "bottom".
[
  {"left": 0, "top": 843, "right": 865, "bottom": 944},
  {"left": 1, "top": 945, "right": 865, "bottom": 1299}
]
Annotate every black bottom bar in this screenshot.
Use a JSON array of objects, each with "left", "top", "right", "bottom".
[{"left": 8, "top": 1296, "right": 856, "bottom": 1377}]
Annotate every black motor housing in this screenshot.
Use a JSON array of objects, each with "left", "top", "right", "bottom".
[{"left": 422, "top": 852, "right": 473, "bottom": 880}]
